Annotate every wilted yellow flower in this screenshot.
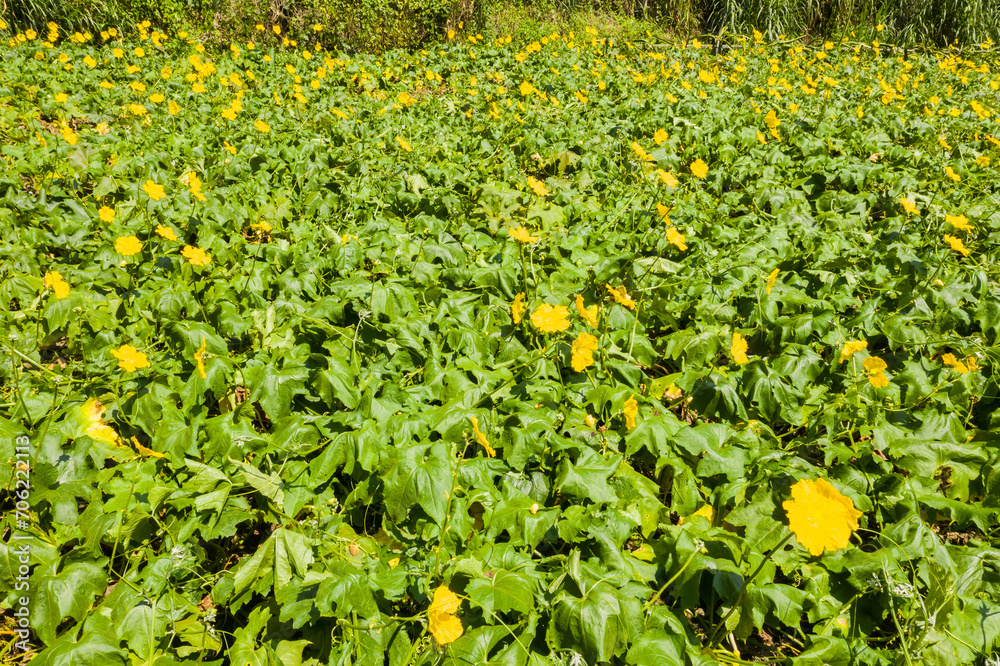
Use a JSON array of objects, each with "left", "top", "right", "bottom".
[
  {"left": 428, "top": 586, "right": 463, "bottom": 645},
  {"left": 526, "top": 176, "right": 550, "bottom": 197},
  {"left": 946, "top": 214, "right": 972, "bottom": 231},
  {"left": 98, "top": 206, "right": 115, "bottom": 222},
  {"left": 689, "top": 159, "right": 709, "bottom": 178},
  {"left": 469, "top": 416, "right": 495, "bottom": 457},
  {"left": 115, "top": 236, "right": 142, "bottom": 256},
  {"left": 531, "top": 303, "right": 571, "bottom": 333},
  {"left": 143, "top": 180, "right": 165, "bottom": 201},
  {"left": 863, "top": 356, "right": 889, "bottom": 387},
  {"left": 653, "top": 128, "right": 668, "bottom": 145},
  {"left": 623, "top": 396, "right": 638, "bottom": 430},
  {"left": 509, "top": 226, "right": 538, "bottom": 243},
  {"left": 511, "top": 292, "right": 526, "bottom": 324},
  {"left": 766, "top": 268, "right": 779, "bottom": 295},
  {"left": 943, "top": 234, "right": 970, "bottom": 257},
  {"left": 111, "top": 344, "right": 149, "bottom": 372},
  {"left": 783, "top": 478, "right": 862, "bottom": 556},
  {"left": 840, "top": 340, "right": 867, "bottom": 362},
  {"left": 631, "top": 141, "right": 654, "bottom": 162},
  {"left": 571, "top": 332, "right": 599, "bottom": 372},
  {"left": 656, "top": 169, "right": 679, "bottom": 188},
  {"left": 731, "top": 332, "right": 749, "bottom": 364},
  {"left": 155, "top": 225, "right": 178, "bottom": 241},
  {"left": 188, "top": 172, "right": 206, "bottom": 201},
  {"left": 574, "top": 294, "right": 599, "bottom": 327},
  {"left": 899, "top": 196, "right": 918, "bottom": 215},
  {"left": 941, "top": 353, "right": 968, "bottom": 374},
  {"left": 666, "top": 226, "right": 687, "bottom": 251},
  {"left": 606, "top": 284, "right": 636, "bottom": 310},
  {"left": 181, "top": 245, "right": 212, "bottom": 266},
  {"left": 43, "top": 271, "right": 70, "bottom": 299},
  {"left": 194, "top": 337, "right": 207, "bottom": 379}
]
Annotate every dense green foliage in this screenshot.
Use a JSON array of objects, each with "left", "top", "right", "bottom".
[{"left": 2, "top": 20, "right": 1000, "bottom": 666}]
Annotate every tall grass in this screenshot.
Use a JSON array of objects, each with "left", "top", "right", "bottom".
[{"left": 2, "top": 0, "right": 998, "bottom": 48}]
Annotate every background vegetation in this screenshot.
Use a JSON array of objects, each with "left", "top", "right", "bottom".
[{"left": 3, "top": 0, "right": 1000, "bottom": 51}]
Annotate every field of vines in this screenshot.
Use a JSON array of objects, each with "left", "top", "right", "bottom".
[{"left": 1, "top": 18, "right": 1000, "bottom": 666}]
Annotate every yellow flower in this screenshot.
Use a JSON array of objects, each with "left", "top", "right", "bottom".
[
  {"left": 143, "top": 180, "right": 166, "bottom": 201},
  {"left": 54, "top": 92, "right": 68, "bottom": 103},
  {"left": 395, "top": 136, "right": 412, "bottom": 152},
  {"left": 43, "top": 271, "right": 70, "bottom": 299},
  {"left": 764, "top": 109, "right": 780, "bottom": 129},
  {"left": 192, "top": 83, "right": 206, "bottom": 93},
  {"left": 181, "top": 245, "right": 212, "bottom": 266},
  {"left": 731, "top": 332, "right": 749, "bottom": 364},
  {"left": 840, "top": 340, "right": 867, "bottom": 362},
  {"left": 272, "top": 25, "right": 281, "bottom": 35},
  {"left": 115, "top": 236, "right": 142, "bottom": 256},
  {"left": 111, "top": 344, "right": 150, "bottom": 372},
  {"left": 766, "top": 268, "right": 779, "bottom": 295},
  {"left": 255, "top": 120, "right": 271, "bottom": 133},
  {"left": 224, "top": 141, "right": 237, "bottom": 154},
  {"left": 656, "top": 169, "right": 679, "bottom": 188},
  {"left": 653, "top": 128, "right": 668, "bottom": 145},
  {"left": 79, "top": 399, "right": 120, "bottom": 445},
  {"left": 941, "top": 353, "right": 969, "bottom": 374},
  {"left": 606, "top": 284, "right": 636, "bottom": 310},
  {"left": 899, "top": 196, "right": 919, "bottom": 215},
  {"left": 975, "top": 155, "right": 991, "bottom": 167},
  {"left": 98, "top": 206, "right": 115, "bottom": 223},
  {"left": 863, "top": 356, "right": 889, "bottom": 388},
  {"left": 944, "top": 166, "right": 961, "bottom": 182},
  {"left": 946, "top": 214, "right": 972, "bottom": 232},
  {"left": 428, "top": 586, "right": 463, "bottom": 645},
  {"left": 938, "top": 136, "right": 952, "bottom": 151},
  {"left": 571, "top": 332, "right": 599, "bottom": 372},
  {"left": 574, "top": 294, "right": 599, "bottom": 327},
  {"left": 689, "top": 159, "right": 709, "bottom": 178},
  {"left": 519, "top": 80, "right": 535, "bottom": 96},
  {"left": 516, "top": 173, "right": 547, "bottom": 197},
  {"left": 783, "top": 478, "right": 862, "bottom": 556},
  {"left": 666, "top": 226, "right": 687, "bottom": 251},
  {"left": 469, "top": 416, "right": 496, "bottom": 457},
  {"left": 698, "top": 69, "right": 716, "bottom": 84},
  {"left": 623, "top": 396, "right": 638, "bottom": 430},
  {"left": 511, "top": 292, "right": 526, "bottom": 324},
  {"left": 188, "top": 172, "right": 206, "bottom": 201},
  {"left": 943, "top": 234, "right": 970, "bottom": 257},
  {"left": 630, "top": 141, "right": 654, "bottom": 162},
  {"left": 508, "top": 226, "right": 538, "bottom": 243},
  {"left": 194, "top": 337, "right": 207, "bottom": 379},
  {"left": 656, "top": 203, "right": 671, "bottom": 222},
  {"left": 155, "top": 225, "right": 178, "bottom": 241},
  {"left": 168, "top": 100, "right": 181, "bottom": 115},
  {"left": 531, "top": 304, "right": 571, "bottom": 333}
]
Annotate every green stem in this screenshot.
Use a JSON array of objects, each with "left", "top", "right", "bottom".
[
  {"left": 706, "top": 532, "right": 794, "bottom": 649},
  {"left": 642, "top": 545, "right": 700, "bottom": 612}
]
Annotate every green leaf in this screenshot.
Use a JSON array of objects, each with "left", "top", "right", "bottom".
[{"left": 466, "top": 570, "right": 536, "bottom": 614}]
